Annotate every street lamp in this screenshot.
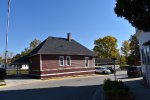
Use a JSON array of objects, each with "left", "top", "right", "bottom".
[{"left": 112, "top": 58, "right": 117, "bottom": 81}]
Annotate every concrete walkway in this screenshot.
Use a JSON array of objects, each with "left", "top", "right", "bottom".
[
  {"left": 110, "top": 71, "right": 150, "bottom": 100},
  {"left": 2, "top": 74, "right": 103, "bottom": 88},
  {"left": 0, "top": 74, "right": 105, "bottom": 100},
  {"left": 3, "top": 75, "right": 41, "bottom": 87},
  {"left": 125, "top": 78, "right": 150, "bottom": 100}
]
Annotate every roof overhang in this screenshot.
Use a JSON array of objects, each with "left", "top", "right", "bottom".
[
  {"left": 11, "top": 56, "right": 30, "bottom": 65},
  {"left": 143, "top": 40, "right": 150, "bottom": 46}
]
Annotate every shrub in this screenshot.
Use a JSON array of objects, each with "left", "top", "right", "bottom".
[
  {"left": 103, "top": 79, "right": 130, "bottom": 97},
  {"left": 105, "top": 89, "right": 129, "bottom": 97},
  {"left": 0, "top": 68, "right": 6, "bottom": 80}
]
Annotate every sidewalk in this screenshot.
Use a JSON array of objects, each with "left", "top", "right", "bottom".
[
  {"left": 2, "top": 75, "right": 41, "bottom": 87},
  {"left": 125, "top": 79, "right": 150, "bottom": 100},
  {"left": 1, "top": 74, "right": 103, "bottom": 89}
]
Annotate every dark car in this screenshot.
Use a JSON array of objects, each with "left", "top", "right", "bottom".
[
  {"left": 0, "top": 68, "right": 6, "bottom": 79},
  {"left": 127, "top": 66, "right": 142, "bottom": 78}
]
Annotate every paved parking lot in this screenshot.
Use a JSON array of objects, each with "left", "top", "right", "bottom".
[
  {"left": 0, "top": 71, "right": 146, "bottom": 100},
  {"left": 0, "top": 74, "right": 106, "bottom": 100}
]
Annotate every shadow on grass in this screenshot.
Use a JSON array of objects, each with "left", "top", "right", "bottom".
[{"left": 0, "top": 85, "right": 103, "bottom": 100}]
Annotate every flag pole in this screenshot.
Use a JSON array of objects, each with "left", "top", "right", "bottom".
[{"left": 5, "top": 0, "right": 11, "bottom": 70}]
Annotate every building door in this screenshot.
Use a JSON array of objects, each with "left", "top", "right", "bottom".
[{"left": 85, "top": 57, "right": 89, "bottom": 67}]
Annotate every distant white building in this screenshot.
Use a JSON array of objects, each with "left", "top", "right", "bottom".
[
  {"left": 0, "top": 62, "right": 28, "bottom": 70},
  {"left": 136, "top": 30, "right": 150, "bottom": 85}
]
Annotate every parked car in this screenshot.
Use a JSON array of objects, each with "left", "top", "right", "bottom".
[
  {"left": 0, "top": 68, "right": 6, "bottom": 79},
  {"left": 95, "top": 67, "right": 111, "bottom": 74},
  {"left": 107, "top": 67, "right": 115, "bottom": 73},
  {"left": 127, "top": 66, "right": 142, "bottom": 78}
]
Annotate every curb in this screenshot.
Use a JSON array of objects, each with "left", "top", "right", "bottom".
[{"left": 43, "top": 74, "right": 105, "bottom": 81}]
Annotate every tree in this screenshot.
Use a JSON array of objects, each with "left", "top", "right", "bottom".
[
  {"left": 114, "top": 0, "right": 150, "bottom": 32},
  {"left": 11, "top": 39, "right": 41, "bottom": 62},
  {"left": 93, "top": 36, "right": 119, "bottom": 58},
  {"left": 11, "top": 54, "right": 21, "bottom": 63},
  {"left": 29, "top": 38, "right": 41, "bottom": 50},
  {"left": 21, "top": 38, "right": 41, "bottom": 56},
  {"left": 121, "top": 40, "right": 130, "bottom": 59},
  {"left": 0, "top": 51, "right": 15, "bottom": 59},
  {"left": 120, "top": 56, "right": 127, "bottom": 66},
  {"left": 0, "top": 57, "right": 2, "bottom": 61},
  {"left": 127, "top": 35, "right": 140, "bottom": 65}
]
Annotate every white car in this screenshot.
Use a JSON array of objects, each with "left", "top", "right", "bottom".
[{"left": 95, "top": 67, "right": 111, "bottom": 74}]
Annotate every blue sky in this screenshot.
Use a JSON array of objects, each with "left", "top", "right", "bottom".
[{"left": 0, "top": 0, "right": 135, "bottom": 55}]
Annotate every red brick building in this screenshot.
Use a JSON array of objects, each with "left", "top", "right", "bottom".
[{"left": 13, "top": 33, "right": 95, "bottom": 79}]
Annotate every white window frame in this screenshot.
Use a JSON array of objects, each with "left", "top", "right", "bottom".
[
  {"left": 59, "top": 56, "right": 64, "bottom": 66},
  {"left": 66, "top": 56, "right": 71, "bottom": 66},
  {"left": 85, "top": 57, "right": 89, "bottom": 67}
]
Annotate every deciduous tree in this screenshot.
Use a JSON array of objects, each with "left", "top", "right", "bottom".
[
  {"left": 127, "top": 35, "right": 140, "bottom": 65},
  {"left": 11, "top": 39, "right": 41, "bottom": 62},
  {"left": 121, "top": 40, "right": 130, "bottom": 59},
  {"left": 114, "top": 0, "right": 150, "bottom": 32},
  {"left": 0, "top": 57, "right": 2, "bottom": 61},
  {"left": 29, "top": 38, "right": 41, "bottom": 50},
  {"left": 120, "top": 56, "right": 127, "bottom": 66},
  {"left": 93, "top": 36, "right": 119, "bottom": 58}
]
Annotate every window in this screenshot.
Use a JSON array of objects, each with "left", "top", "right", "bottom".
[
  {"left": 59, "top": 56, "right": 64, "bottom": 66},
  {"left": 142, "top": 46, "right": 150, "bottom": 64},
  {"left": 85, "top": 57, "right": 89, "bottom": 67},
  {"left": 66, "top": 56, "right": 71, "bottom": 66}
]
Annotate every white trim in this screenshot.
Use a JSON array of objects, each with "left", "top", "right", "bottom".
[
  {"left": 66, "top": 56, "right": 71, "bottom": 66},
  {"left": 59, "top": 56, "right": 64, "bottom": 66},
  {"left": 85, "top": 57, "right": 89, "bottom": 67},
  {"left": 40, "top": 54, "right": 42, "bottom": 70},
  {"left": 29, "top": 70, "right": 95, "bottom": 76}
]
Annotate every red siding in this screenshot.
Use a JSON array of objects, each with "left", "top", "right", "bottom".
[
  {"left": 29, "top": 67, "right": 95, "bottom": 79},
  {"left": 29, "top": 54, "right": 95, "bottom": 79},
  {"left": 40, "top": 67, "right": 95, "bottom": 74},
  {"left": 42, "top": 55, "right": 59, "bottom": 69},
  {"left": 41, "top": 55, "right": 95, "bottom": 70},
  {"left": 29, "top": 55, "right": 40, "bottom": 73}
]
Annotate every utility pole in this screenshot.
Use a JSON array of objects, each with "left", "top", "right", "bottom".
[
  {"left": 112, "top": 58, "right": 117, "bottom": 81},
  {"left": 5, "top": 0, "right": 11, "bottom": 70}
]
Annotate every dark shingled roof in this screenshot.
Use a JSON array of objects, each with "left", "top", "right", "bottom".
[
  {"left": 28, "top": 36, "right": 94, "bottom": 56},
  {"left": 143, "top": 40, "right": 150, "bottom": 46},
  {"left": 11, "top": 56, "right": 30, "bottom": 65}
]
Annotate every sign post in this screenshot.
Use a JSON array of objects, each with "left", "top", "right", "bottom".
[{"left": 112, "top": 58, "right": 117, "bottom": 81}]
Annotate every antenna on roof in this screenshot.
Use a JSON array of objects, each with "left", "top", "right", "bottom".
[{"left": 5, "top": 0, "right": 11, "bottom": 70}]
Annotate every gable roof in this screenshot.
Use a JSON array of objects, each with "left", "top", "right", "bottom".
[{"left": 28, "top": 36, "right": 95, "bottom": 56}]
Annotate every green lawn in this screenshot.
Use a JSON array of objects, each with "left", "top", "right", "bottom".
[
  {"left": 0, "top": 80, "right": 4, "bottom": 82},
  {"left": 6, "top": 69, "right": 29, "bottom": 75}
]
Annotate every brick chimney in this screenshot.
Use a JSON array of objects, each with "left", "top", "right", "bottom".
[{"left": 67, "top": 33, "right": 71, "bottom": 42}]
